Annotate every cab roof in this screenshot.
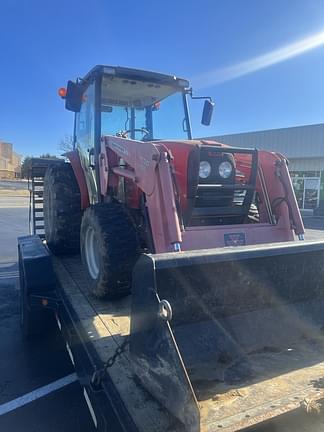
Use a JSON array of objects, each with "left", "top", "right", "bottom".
[{"left": 83, "top": 65, "right": 190, "bottom": 89}]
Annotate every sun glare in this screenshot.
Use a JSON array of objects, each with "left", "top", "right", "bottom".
[{"left": 192, "top": 30, "right": 324, "bottom": 89}]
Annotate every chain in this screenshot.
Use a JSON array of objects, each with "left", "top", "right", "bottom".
[
  {"left": 91, "top": 336, "right": 129, "bottom": 388},
  {"left": 104, "top": 336, "right": 129, "bottom": 368}
]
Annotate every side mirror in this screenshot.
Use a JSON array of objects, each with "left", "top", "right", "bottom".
[
  {"left": 65, "top": 80, "right": 84, "bottom": 112},
  {"left": 201, "top": 100, "right": 214, "bottom": 126}
]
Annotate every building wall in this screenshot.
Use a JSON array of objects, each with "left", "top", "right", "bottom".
[
  {"left": 0, "top": 142, "right": 13, "bottom": 159},
  {"left": 288, "top": 158, "right": 324, "bottom": 171},
  {"left": 213, "top": 123, "right": 324, "bottom": 159},
  {"left": 9, "top": 151, "right": 22, "bottom": 176},
  {"left": 0, "top": 141, "right": 21, "bottom": 179},
  {"left": 206, "top": 123, "right": 324, "bottom": 210}
]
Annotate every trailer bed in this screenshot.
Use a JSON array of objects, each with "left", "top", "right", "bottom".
[
  {"left": 53, "top": 255, "right": 177, "bottom": 432},
  {"left": 54, "top": 255, "right": 324, "bottom": 432},
  {"left": 198, "top": 345, "right": 324, "bottom": 431}
]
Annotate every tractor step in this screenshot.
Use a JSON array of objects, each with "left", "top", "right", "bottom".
[
  {"left": 29, "top": 158, "right": 64, "bottom": 237},
  {"left": 29, "top": 159, "right": 48, "bottom": 237}
]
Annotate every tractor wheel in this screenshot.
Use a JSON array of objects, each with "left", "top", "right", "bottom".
[
  {"left": 44, "top": 163, "right": 82, "bottom": 255},
  {"left": 80, "top": 202, "right": 140, "bottom": 299}
]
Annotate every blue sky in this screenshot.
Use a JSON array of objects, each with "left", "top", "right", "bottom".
[{"left": 1, "top": 0, "right": 324, "bottom": 157}]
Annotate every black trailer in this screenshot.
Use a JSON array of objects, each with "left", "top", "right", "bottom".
[
  {"left": 19, "top": 232, "right": 324, "bottom": 432},
  {"left": 18, "top": 234, "right": 178, "bottom": 432}
]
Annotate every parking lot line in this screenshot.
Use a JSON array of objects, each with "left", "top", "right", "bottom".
[
  {"left": 0, "top": 263, "right": 16, "bottom": 269},
  {"left": 0, "top": 373, "right": 77, "bottom": 416},
  {"left": 0, "top": 271, "right": 19, "bottom": 279}
]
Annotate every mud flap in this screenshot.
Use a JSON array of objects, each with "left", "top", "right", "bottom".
[{"left": 130, "top": 241, "right": 324, "bottom": 432}]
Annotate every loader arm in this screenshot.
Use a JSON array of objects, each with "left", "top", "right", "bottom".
[
  {"left": 274, "top": 153, "right": 304, "bottom": 236},
  {"left": 101, "top": 137, "right": 305, "bottom": 253},
  {"left": 102, "top": 135, "right": 182, "bottom": 252}
]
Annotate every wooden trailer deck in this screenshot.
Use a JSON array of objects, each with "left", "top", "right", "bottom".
[
  {"left": 54, "top": 255, "right": 324, "bottom": 432},
  {"left": 53, "top": 255, "right": 178, "bottom": 432}
]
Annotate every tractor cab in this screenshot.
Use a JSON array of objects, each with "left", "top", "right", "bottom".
[
  {"left": 59, "top": 66, "right": 260, "bottom": 227},
  {"left": 59, "top": 65, "right": 215, "bottom": 208},
  {"left": 100, "top": 69, "right": 189, "bottom": 141},
  {"left": 61, "top": 65, "right": 214, "bottom": 143}
]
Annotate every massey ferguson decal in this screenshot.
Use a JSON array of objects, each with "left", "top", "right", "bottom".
[
  {"left": 110, "top": 140, "right": 129, "bottom": 157},
  {"left": 224, "top": 232, "right": 246, "bottom": 246}
]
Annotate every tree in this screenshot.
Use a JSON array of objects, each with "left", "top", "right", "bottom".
[
  {"left": 39, "top": 153, "right": 60, "bottom": 159},
  {"left": 21, "top": 156, "right": 32, "bottom": 179},
  {"left": 59, "top": 134, "right": 74, "bottom": 153}
]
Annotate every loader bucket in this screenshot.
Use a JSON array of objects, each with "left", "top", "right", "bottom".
[{"left": 130, "top": 241, "right": 324, "bottom": 432}]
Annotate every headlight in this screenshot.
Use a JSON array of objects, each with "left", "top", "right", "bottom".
[
  {"left": 199, "top": 161, "right": 211, "bottom": 179},
  {"left": 218, "top": 161, "right": 233, "bottom": 179}
]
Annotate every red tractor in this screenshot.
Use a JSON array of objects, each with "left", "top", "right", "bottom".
[
  {"left": 40, "top": 66, "right": 324, "bottom": 430},
  {"left": 44, "top": 65, "right": 304, "bottom": 299}
]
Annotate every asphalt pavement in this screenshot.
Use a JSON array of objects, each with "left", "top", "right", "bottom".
[
  {"left": 304, "top": 216, "right": 324, "bottom": 234},
  {"left": 2, "top": 192, "right": 324, "bottom": 431},
  {"left": 0, "top": 180, "right": 28, "bottom": 190},
  {"left": 0, "top": 197, "right": 29, "bottom": 263}
]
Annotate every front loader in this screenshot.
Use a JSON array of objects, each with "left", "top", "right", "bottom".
[{"left": 40, "top": 65, "right": 324, "bottom": 430}]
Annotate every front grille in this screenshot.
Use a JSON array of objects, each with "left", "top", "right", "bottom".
[
  {"left": 195, "top": 184, "right": 234, "bottom": 207},
  {"left": 195, "top": 147, "right": 235, "bottom": 208},
  {"left": 187, "top": 146, "right": 258, "bottom": 226}
]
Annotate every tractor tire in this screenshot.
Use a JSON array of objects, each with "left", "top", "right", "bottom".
[
  {"left": 80, "top": 202, "right": 140, "bottom": 299},
  {"left": 43, "top": 163, "right": 82, "bottom": 255}
]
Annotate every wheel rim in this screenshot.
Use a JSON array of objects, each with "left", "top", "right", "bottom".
[{"left": 84, "top": 226, "right": 100, "bottom": 280}]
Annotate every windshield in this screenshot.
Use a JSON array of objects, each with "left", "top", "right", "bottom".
[{"left": 100, "top": 75, "right": 190, "bottom": 141}]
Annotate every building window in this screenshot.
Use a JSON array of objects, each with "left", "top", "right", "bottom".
[{"left": 291, "top": 175, "right": 320, "bottom": 210}]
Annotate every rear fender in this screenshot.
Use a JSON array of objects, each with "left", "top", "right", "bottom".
[{"left": 66, "top": 150, "right": 90, "bottom": 209}]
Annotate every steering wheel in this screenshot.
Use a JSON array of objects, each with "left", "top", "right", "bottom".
[
  {"left": 117, "top": 128, "right": 149, "bottom": 139},
  {"left": 124, "top": 128, "right": 149, "bottom": 137}
]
